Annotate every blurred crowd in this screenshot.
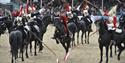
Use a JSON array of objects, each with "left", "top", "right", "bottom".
[{"left": 0, "top": 0, "right": 125, "bottom": 17}]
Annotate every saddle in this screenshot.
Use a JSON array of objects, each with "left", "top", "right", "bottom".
[{"left": 115, "top": 28, "right": 123, "bottom": 34}]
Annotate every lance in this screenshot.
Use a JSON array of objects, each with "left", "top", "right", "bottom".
[
  {"left": 116, "top": 0, "right": 122, "bottom": 4},
  {"left": 41, "top": 0, "right": 42, "bottom": 8},
  {"left": 72, "top": 0, "right": 74, "bottom": 10}
]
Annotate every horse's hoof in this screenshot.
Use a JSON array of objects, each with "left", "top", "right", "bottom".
[
  {"left": 74, "top": 44, "right": 76, "bottom": 46},
  {"left": 88, "top": 42, "right": 89, "bottom": 44},
  {"left": 39, "top": 46, "right": 43, "bottom": 51},
  {"left": 34, "top": 53, "right": 37, "bottom": 56},
  {"left": 99, "top": 61, "right": 102, "bottom": 63},
  {"left": 99, "top": 60, "right": 102, "bottom": 63},
  {"left": 56, "top": 41, "right": 59, "bottom": 44},
  {"left": 81, "top": 42, "right": 84, "bottom": 45},
  {"left": 26, "top": 55, "right": 29, "bottom": 58},
  {"left": 118, "top": 57, "right": 120, "bottom": 61},
  {"left": 22, "top": 59, "right": 24, "bottom": 61},
  {"left": 39, "top": 48, "right": 43, "bottom": 52},
  {"left": 110, "top": 55, "right": 113, "bottom": 58}
]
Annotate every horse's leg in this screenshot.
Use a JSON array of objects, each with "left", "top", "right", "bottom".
[
  {"left": 66, "top": 41, "right": 71, "bottom": 59},
  {"left": 81, "top": 31, "right": 84, "bottom": 45},
  {"left": 77, "top": 31, "right": 79, "bottom": 45},
  {"left": 112, "top": 41, "right": 117, "bottom": 55},
  {"left": 34, "top": 40, "right": 37, "bottom": 56},
  {"left": 72, "top": 33, "right": 75, "bottom": 47},
  {"left": 21, "top": 49, "right": 24, "bottom": 61},
  {"left": 60, "top": 42, "right": 68, "bottom": 60},
  {"left": 66, "top": 42, "right": 70, "bottom": 54},
  {"left": 25, "top": 44, "right": 29, "bottom": 58},
  {"left": 30, "top": 42, "right": 33, "bottom": 56},
  {"left": 117, "top": 45, "right": 124, "bottom": 60},
  {"left": 87, "top": 31, "right": 90, "bottom": 44},
  {"left": 60, "top": 42, "right": 67, "bottom": 52},
  {"left": 38, "top": 40, "right": 43, "bottom": 52},
  {"left": 115, "top": 45, "right": 117, "bottom": 55},
  {"left": 118, "top": 49, "right": 122, "bottom": 60},
  {"left": 11, "top": 52, "right": 14, "bottom": 63},
  {"left": 99, "top": 45, "right": 103, "bottom": 63},
  {"left": 21, "top": 44, "right": 24, "bottom": 61},
  {"left": 110, "top": 42, "right": 113, "bottom": 57},
  {"left": 99, "top": 38, "right": 103, "bottom": 63},
  {"left": 14, "top": 54, "right": 17, "bottom": 63},
  {"left": 106, "top": 46, "right": 109, "bottom": 63},
  {"left": 39, "top": 35, "right": 44, "bottom": 51},
  {"left": 85, "top": 31, "right": 87, "bottom": 44},
  {"left": 64, "top": 41, "right": 71, "bottom": 61}
]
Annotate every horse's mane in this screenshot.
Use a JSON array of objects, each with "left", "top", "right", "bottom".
[
  {"left": 98, "top": 19, "right": 108, "bottom": 34},
  {"left": 53, "top": 17, "right": 65, "bottom": 34}
]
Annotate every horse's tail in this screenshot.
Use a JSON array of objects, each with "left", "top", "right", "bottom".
[
  {"left": 9, "top": 30, "right": 23, "bottom": 57},
  {"left": 9, "top": 31, "right": 18, "bottom": 57}
]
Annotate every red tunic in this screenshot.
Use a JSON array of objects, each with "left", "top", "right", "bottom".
[
  {"left": 31, "top": 4, "right": 36, "bottom": 12},
  {"left": 113, "top": 16, "right": 117, "bottom": 29},
  {"left": 26, "top": 3, "right": 29, "bottom": 14},
  {"left": 60, "top": 15, "right": 68, "bottom": 33}
]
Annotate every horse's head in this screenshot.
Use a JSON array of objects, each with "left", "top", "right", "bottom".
[
  {"left": 98, "top": 18, "right": 109, "bottom": 34},
  {"left": 0, "top": 20, "right": 6, "bottom": 35},
  {"left": 41, "top": 15, "right": 53, "bottom": 26}
]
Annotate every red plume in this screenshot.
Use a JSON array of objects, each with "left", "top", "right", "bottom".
[
  {"left": 18, "top": 5, "right": 23, "bottom": 16},
  {"left": 113, "top": 16, "right": 117, "bottom": 28},
  {"left": 26, "top": 0, "right": 29, "bottom": 14}
]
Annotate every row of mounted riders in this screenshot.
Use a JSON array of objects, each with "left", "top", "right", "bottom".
[
  {"left": 1, "top": 8, "right": 125, "bottom": 63},
  {"left": 0, "top": 9, "right": 93, "bottom": 63}
]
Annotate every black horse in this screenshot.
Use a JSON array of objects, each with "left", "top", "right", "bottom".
[
  {"left": 82, "top": 16, "right": 93, "bottom": 44},
  {"left": 97, "top": 19, "right": 113, "bottom": 63},
  {"left": 68, "top": 15, "right": 86, "bottom": 45},
  {"left": 113, "top": 30, "right": 125, "bottom": 60},
  {"left": 112, "top": 14, "right": 125, "bottom": 60},
  {"left": 9, "top": 25, "right": 28, "bottom": 63},
  {"left": 25, "top": 14, "right": 52, "bottom": 57},
  {"left": 72, "top": 10, "right": 93, "bottom": 44},
  {"left": 52, "top": 17, "right": 77, "bottom": 60}
]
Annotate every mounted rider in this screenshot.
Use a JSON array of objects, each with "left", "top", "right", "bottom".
[
  {"left": 52, "top": 2, "right": 70, "bottom": 39},
  {"left": 80, "top": 0, "right": 93, "bottom": 31},
  {"left": 59, "top": 9, "right": 69, "bottom": 36}
]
